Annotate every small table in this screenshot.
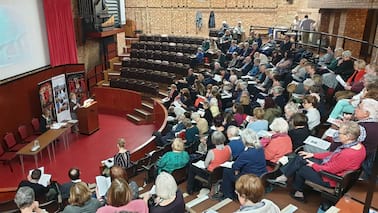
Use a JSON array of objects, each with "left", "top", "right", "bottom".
[{"left": 16, "top": 124, "right": 72, "bottom": 176}]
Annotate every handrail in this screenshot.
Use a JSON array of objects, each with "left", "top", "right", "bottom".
[{"left": 249, "top": 25, "right": 377, "bottom": 62}]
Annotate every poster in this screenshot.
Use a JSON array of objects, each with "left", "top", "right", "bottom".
[
  {"left": 38, "top": 80, "right": 56, "bottom": 122},
  {"left": 66, "top": 71, "right": 88, "bottom": 105},
  {"left": 51, "top": 74, "right": 71, "bottom": 122}
]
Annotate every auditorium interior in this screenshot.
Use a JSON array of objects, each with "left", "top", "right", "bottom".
[{"left": 0, "top": 0, "right": 377, "bottom": 212}]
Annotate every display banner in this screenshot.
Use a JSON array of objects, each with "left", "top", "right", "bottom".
[
  {"left": 66, "top": 71, "right": 88, "bottom": 105},
  {"left": 51, "top": 74, "right": 71, "bottom": 122},
  {"left": 38, "top": 79, "right": 56, "bottom": 122}
]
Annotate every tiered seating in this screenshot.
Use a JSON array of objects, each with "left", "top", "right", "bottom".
[
  {"left": 122, "top": 58, "right": 190, "bottom": 76},
  {"left": 110, "top": 78, "right": 159, "bottom": 96},
  {"left": 120, "top": 67, "right": 175, "bottom": 84}
]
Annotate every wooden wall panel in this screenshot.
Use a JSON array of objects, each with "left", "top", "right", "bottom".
[
  {"left": 148, "top": 9, "right": 171, "bottom": 34},
  {"left": 171, "top": 10, "right": 188, "bottom": 34},
  {"left": 187, "top": 0, "right": 210, "bottom": 8},
  {"left": 210, "top": 0, "right": 226, "bottom": 8},
  {"left": 148, "top": 0, "right": 161, "bottom": 8},
  {"left": 226, "top": 0, "right": 238, "bottom": 8},
  {"left": 161, "top": 0, "right": 172, "bottom": 7},
  {"left": 0, "top": 64, "right": 85, "bottom": 143}
]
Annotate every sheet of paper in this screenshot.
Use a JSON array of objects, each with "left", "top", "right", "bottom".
[
  {"left": 336, "top": 75, "right": 347, "bottom": 87},
  {"left": 220, "top": 161, "right": 234, "bottom": 168},
  {"left": 192, "top": 160, "right": 206, "bottom": 169},
  {"left": 213, "top": 74, "right": 222, "bottom": 82},
  {"left": 304, "top": 136, "right": 331, "bottom": 150},
  {"left": 96, "top": 176, "right": 111, "bottom": 197},
  {"left": 39, "top": 174, "right": 51, "bottom": 187}
]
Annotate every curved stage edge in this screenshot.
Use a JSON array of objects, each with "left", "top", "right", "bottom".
[
  {"left": 92, "top": 87, "right": 168, "bottom": 162},
  {"left": 0, "top": 87, "right": 168, "bottom": 202}
]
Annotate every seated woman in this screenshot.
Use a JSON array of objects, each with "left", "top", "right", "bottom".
[
  {"left": 62, "top": 182, "right": 103, "bottom": 213},
  {"left": 97, "top": 178, "right": 148, "bottom": 213},
  {"left": 233, "top": 103, "right": 247, "bottom": 127},
  {"left": 143, "top": 172, "right": 185, "bottom": 213},
  {"left": 302, "top": 95, "right": 320, "bottom": 131},
  {"left": 221, "top": 128, "right": 267, "bottom": 199},
  {"left": 288, "top": 113, "right": 311, "bottom": 151},
  {"left": 273, "top": 121, "right": 366, "bottom": 202},
  {"left": 182, "top": 118, "right": 199, "bottom": 146},
  {"left": 114, "top": 138, "right": 131, "bottom": 169},
  {"left": 186, "top": 131, "right": 231, "bottom": 194},
  {"left": 157, "top": 138, "right": 190, "bottom": 174},
  {"left": 263, "top": 118, "right": 293, "bottom": 163},
  {"left": 246, "top": 107, "right": 268, "bottom": 133},
  {"left": 234, "top": 174, "right": 280, "bottom": 213}
]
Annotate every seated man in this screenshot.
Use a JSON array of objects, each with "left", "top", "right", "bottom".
[
  {"left": 14, "top": 186, "right": 47, "bottom": 213},
  {"left": 18, "top": 169, "right": 53, "bottom": 201},
  {"left": 60, "top": 167, "right": 82, "bottom": 199}
]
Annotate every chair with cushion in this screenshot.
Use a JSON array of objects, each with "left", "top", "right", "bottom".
[
  {"left": 0, "top": 142, "right": 17, "bottom": 172},
  {"left": 171, "top": 165, "right": 189, "bottom": 184},
  {"left": 18, "top": 125, "right": 37, "bottom": 144},
  {"left": 194, "top": 166, "right": 224, "bottom": 195},
  {"left": 4, "top": 132, "right": 25, "bottom": 152},
  {"left": 31, "top": 118, "right": 42, "bottom": 135},
  {"left": 305, "top": 169, "right": 362, "bottom": 211}
]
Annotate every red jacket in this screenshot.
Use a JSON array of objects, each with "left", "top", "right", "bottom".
[
  {"left": 264, "top": 134, "right": 292, "bottom": 163},
  {"left": 312, "top": 145, "right": 366, "bottom": 187}
]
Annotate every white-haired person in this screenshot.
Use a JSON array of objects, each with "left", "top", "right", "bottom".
[
  {"left": 263, "top": 118, "right": 293, "bottom": 163},
  {"left": 234, "top": 174, "right": 280, "bottom": 212},
  {"left": 14, "top": 187, "right": 47, "bottom": 213},
  {"left": 354, "top": 98, "right": 378, "bottom": 179},
  {"left": 219, "top": 129, "right": 267, "bottom": 200},
  {"left": 284, "top": 102, "right": 300, "bottom": 124},
  {"left": 186, "top": 131, "right": 231, "bottom": 194},
  {"left": 272, "top": 121, "right": 365, "bottom": 202},
  {"left": 144, "top": 172, "right": 185, "bottom": 212}
]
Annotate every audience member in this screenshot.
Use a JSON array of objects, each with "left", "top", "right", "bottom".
[
  {"left": 97, "top": 178, "right": 148, "bottom": 213},
  {"left": 18, "top": 169, "right": 54, "bottom": 201},
  {"left": 288, "top": 113, "right": 311, "bottom": 150},
  {"left": 220, "top": 128, "right": 267, "bottom": 199},
  {"left": 109, "top": 166, "right": 139, "bottom": 200},
  {"left": 186, "top": 131, "right": 231, "bottom": 194},
  {"left": 246, "top": 107, "right": 268, "bottom": 133},
  {"left": 234, "top": 174, "right": 280, "bottom": 212},
  {"left": 144, "top": 172, "right": 185, "bottom": 213},
  {"left": 60, "top": 167, "right": 82, "bottom": 199},
  {"left": 226, "top": 126, "right": 244, "bottom": 159},
  {"left": 302, "top": 95, "right": 321, "bottom": 131},
  {"left": 263, "top": 118, "right": 292, "bottom": 163},
  {"left": 273, "top": 121, "right": 365, "bottom": 202},
  {"left": 62, "top": 182, "right": 103, "bottom": 213},
  {"left": 156, "top": 138, "right": 190, "bottom": 174},
  {"left": 114, "top": 138, "right": 131, "bottom": 169},
  {"left": 14, "top": 187, "right": 47, "bottom": 213}
]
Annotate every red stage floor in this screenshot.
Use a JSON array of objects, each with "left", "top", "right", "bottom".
[{"left": 0, "top": 113, "right": 154, "bottom": 188}]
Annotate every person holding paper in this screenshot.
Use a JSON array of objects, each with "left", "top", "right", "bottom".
[
  {"left": 62, "top": 182, "right": 103, "bottom": 213},
  {"left": 96, "top": 178, "right": 148, "bottom": 213},
  {"left": 60, "top": 168, "right": 82, "bottom": 199},
  {"left": 272, "top": 121, "right": 365, "bottom": 202},
  {"left": 186, "top": 131, "right": 231, "bottom": 194},
  {"left": 220, "top": 128, "right": 267, "bottom": 200},
  {"left": 18, "top": 169, "right": 50, "bottom": 201},
  {"left": 263, "top": 118, "right": 292, "bottom": 163}
]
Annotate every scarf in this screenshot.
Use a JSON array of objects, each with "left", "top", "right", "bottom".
[{"left": 322, "top": 140, "right": 359, "bottom": 164}]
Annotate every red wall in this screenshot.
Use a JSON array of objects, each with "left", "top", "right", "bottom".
[{"left": 0, "top": 64, "right": 85, "bottom": 141}]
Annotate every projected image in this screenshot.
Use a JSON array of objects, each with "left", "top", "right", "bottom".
[{"left": 0, "top": 7, "right": 28, "bottom": 68}]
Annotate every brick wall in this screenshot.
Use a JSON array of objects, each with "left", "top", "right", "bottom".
[{"left": 125, "top": 0, "right": 319, "bottom": 37}]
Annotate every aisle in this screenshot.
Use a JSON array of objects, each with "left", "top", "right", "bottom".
[{"left": 0, "top": 113, "right": 154, "bottom": 188}]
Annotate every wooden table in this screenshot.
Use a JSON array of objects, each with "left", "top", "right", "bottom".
[{"left": 16, "top": 124, "right": 72, "bottom": 176}]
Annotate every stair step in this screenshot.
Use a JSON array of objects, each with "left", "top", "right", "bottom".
[
  {"left": 158, "top": 91, "right": 168, "bottom": 98},
  {"left": 206, "top": 198, "right": 233, "bottom": 211},
  {"left": 134, "top": 108, "right": 152, "bottom": 120},
  {"left": 118, "top": 53, "right": 130, "bottom": 61},
  {"left": 186, "top": 195, "right": 209, "bottom": 209},
  {"left": 113, "top": 62, "right": 122, "bottom": 71},
  {"left": 126, "top": 113, "right": 144, "bottom": 125},
  {"left": 142, "top": 101, "right": 154, "bottom": 112}
]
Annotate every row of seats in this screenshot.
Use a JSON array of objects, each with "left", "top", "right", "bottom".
[
  {"left": 130, "top": 49, "right": 193, "bottom": 64},
  {"left": 122, "top": 58, "right": 190, "bottom": 76},
  {"left": 110, "top": 78, "right": 159, "bottom": 95},
  {"left": 120, "top": 67, "right": 176, "bottom": 85},
  {"left": 1, "top": 120, "right": 41, "bottom": 172},
  {"left": 139, "top": 34, "right": 204, "bottom": 45},
  {"left": 131, "top": 41, "right": 199, "bottom": 54}
]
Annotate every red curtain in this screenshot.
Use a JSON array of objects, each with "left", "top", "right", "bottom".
[{"left": 43, "top": 0, "right": 78, "bottom": 66}]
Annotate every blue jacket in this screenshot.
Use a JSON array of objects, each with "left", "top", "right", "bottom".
[
  {"left": 228, "top": 138, "right": 244, "bottom": 159},
  {"left": 232, "top": 147, "right": 267, "bottom": 176}
]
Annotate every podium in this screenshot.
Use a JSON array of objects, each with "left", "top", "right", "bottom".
[{"left": 77, "top": 101, "right": 99, "bottom": 135}]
